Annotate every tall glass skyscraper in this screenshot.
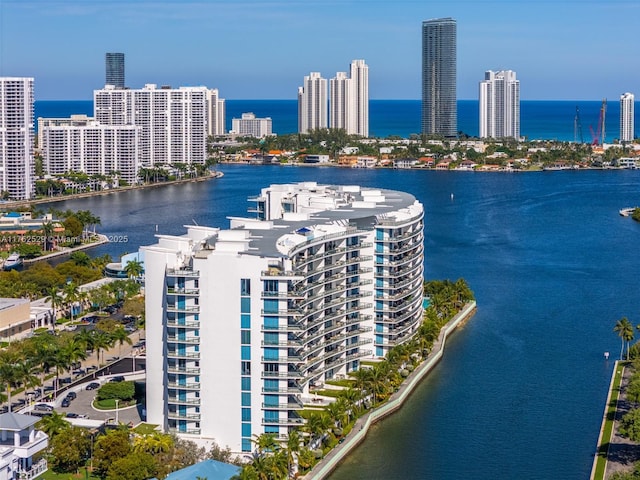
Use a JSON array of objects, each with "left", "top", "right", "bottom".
[
  {"left": 620, "top": 92, "right": 635, "bottom": 143},
  {"left": 421, "top": 18, "right": 457, "bottom": 137},
  {"left": 105, "top": 52, "right": 125, "bottom": 88}
]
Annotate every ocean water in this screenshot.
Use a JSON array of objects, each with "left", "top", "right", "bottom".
[{"left": 35, "top": 99, "right": 636, "bottom": 142}]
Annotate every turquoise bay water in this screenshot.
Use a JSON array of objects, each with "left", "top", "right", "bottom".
[
  {"left": 35, "top": 99, "right": 637, "bottom": 141},
  {"left": 42, "top": 165, "right": 640, "bottom": 480}
]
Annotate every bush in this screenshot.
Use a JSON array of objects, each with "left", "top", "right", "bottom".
[{"left": 97, "top": 381, "right": 135, "bottom": 401}]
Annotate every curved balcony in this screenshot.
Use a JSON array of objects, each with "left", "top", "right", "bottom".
[
  {"left": 166, "top": 305, "right": 200, "bottom": 314},
  {"left": 324, "top": 349, "right": 373, "bottom": 371},
  {"left": 167, "top": 351, "right": 200, "bottom": 360},
  {"left": 167, "top": 365, "right": 200, "bottom": 375},
  {"left": 168, "top": 412, "right": 201, "bottom": 421},
  {"left": 166, "top": 287, "right": 200, "bottom": 296},
  {"left": 261, "top": 417, "right": 305, "bottom": 426},
  {"left": 168, "top": 396, "right": 201, "bottom": 405},
  {"left": 167, "top": 382, "right": 200, "bottom": 390},
  {"left": 261, "top": 370, "right": 305, "bottom": 379},
  {"left": 167, "top": 336, "right": 200, "bottom": 345},
  {"left": 166, "top": 319, "right": 200, "bottom": 328}
]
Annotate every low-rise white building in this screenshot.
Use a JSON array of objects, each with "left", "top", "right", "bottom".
[
  {"left": 142, "top": 182, "right": 424, "bottom": 453},
  {"left": 0, "top": 413, "right": 48, "bottom": 480},
  {"left": 231, "top": 113, "right": 272, "bottom": 139}
]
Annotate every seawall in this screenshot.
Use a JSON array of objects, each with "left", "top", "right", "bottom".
[{"left": 305, "top": 300, "right": 478, "bottom": 480}]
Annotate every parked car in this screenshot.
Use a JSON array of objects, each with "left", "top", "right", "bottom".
[
  {"left": 60, "top": 377, "right": 72, "bottom": 384},
  {"left": 34, "top": 403, "right": 53, "bottom": 412},
  {"left": 86, "top": 382, "right": 100, "bottom": 390},
  {"left": 61, "top": 398, "right": 70, "bottom": 408},
  {"left": 72, "top": 369, "right": 86, "bottom": 376},
  {"left": 109, "top": 376, "right": 125, "bottom": 383},
  {"left": 65, "top": 391, "right": 77, "bottom": 400}
]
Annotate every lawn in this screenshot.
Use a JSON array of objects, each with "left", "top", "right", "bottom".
[
  {"left": 41, "top": 468, "right": 100, "bottom": 479},
  {"left": 592, "top": 361, "right": 625, "bottom": 480}
]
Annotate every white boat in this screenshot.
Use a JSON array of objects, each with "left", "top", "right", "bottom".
[
  {"left": 619, "top": 207, "right": 638, "bottom": 217},
  {"left": 3, "top": 253, "right": 23, "bottom": 270}
]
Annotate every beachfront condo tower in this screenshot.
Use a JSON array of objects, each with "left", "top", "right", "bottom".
[
  {"left": 94, "top": 84, "right": 207, "bottom": 167},
  {"left": 142, "top": 182, "right": 425, "bottom": 452},
  {"left": 421, "top": 18, "right": 457, "bottom": 138},
  {"left": 206, "top": 88, "right": 226, "bottom": 137},
  {"left": 330, "top": 60, "right": 369, "bottom": 137},
  {"left": 479, "top": 70, "right": 520, "bottom": 139},
  {"left": 620, "top": 92, "right": 635, "bottom": 143},
  {"left": 105, "top": 52, "right": 125, "bottom": 88},
  {"left": 298, "top": 73, "right": 328, "bottom": 133},
  {"left": 0, "top": 77, "right": 35, "bottom": 200}
]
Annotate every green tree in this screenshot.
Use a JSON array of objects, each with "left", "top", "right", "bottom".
[
  {"left": 49, "top": 426, "right": 92, "bottom": 473},
  {"left": 619, "top": 408, "right": 640, "bottom": 442},
  {"left": 93, "top": 429, "right": 132, "bottom": 477},
  {"left": 124, "top": 259, "right": 144, "bottom": 281},
  {"left": 37, "top": 411, "right": 70, "bottom": 437},
  {"left": 106, "top": 452, "right": 158, "bottom": 480},
  {"left": 615, "top": 317, "right": 635, "bottom": 360}
]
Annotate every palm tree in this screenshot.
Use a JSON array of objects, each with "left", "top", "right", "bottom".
[
  {"left": 124, "top": 259, "right": 144, "bottom": 281},
  {"left": 91, "top": 330, "right": 115, "bottom": 365},
  {"left": 286, "top": 429, "right": 301, "bottom": 476},
  {"left": 45, "top": 286, "right": 63, "bottom": 329},
  {"left": 614, "top": 317, "right": 635, "bottom": 360},
  {"left": 133, "top": 432, "right": 174, "bottom": 454},
  {"left": 63, "top": 282, "right": 80, "bottom": 322},
  {"left": 111, "top": 325, "right": 133, "bottom": 357},
  {"left": 0, "top": 351, "right": 22, "bottom": 411},
  {"left": 37, "top": 411, "right": 70, "bottom": 437},
  {"left": 252, "top": 433, "right": 279, "bottom": 454}
]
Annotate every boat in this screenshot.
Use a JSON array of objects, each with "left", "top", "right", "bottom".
[
  {"left": 3, "top": 253, "right": 23, "bottom": 270},
  {"left": 619, "top": 207, "right": 638, "bottom": 217}
]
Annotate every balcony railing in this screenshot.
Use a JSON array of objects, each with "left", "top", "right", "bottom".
[
  {"left": 17, "top": 458, "right": 47, "bottom": 480},
  {"left": 167, "top": 366, "right": 200, "bottom": 375},
  {"left": 169, "top": 427, "right": 201, "bottom": 435},
  {"left": 167, "top": 382, "right": 201, "bottom": 390},
  {"left": 166, "top": 336, "right": 200, "bottom": 344},
  {"left": 168, "top": 412, "right": 201, "bottom": 420},
  {"left": 261, "top": 417, "right": 305, "bottom": 425},
  {"left": 167, "top": 351, "right": 200, "bottom": 359},
  {"left": 166, "top": 287, "right": 200, "bottom": 295},
  {"left": 168, "top": 397, "right": 201, "bottom": 405},
  {"left": 166, "top": 268, "right": 199, "bottom": 277},
  {"left": 166, "top": 319, "right": 200, "bottom": 328}
]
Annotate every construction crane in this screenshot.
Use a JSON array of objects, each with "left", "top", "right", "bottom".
[
  {"left": 574, "top": 106, "right": 584, "bottom": 143},
  {"left": 589, "top": 99, "right": 607, "bottom": 145}
]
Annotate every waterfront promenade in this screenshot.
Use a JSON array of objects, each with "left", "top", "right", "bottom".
[{"left": 305, "top": 301, "right": 477, "bottom": 480}]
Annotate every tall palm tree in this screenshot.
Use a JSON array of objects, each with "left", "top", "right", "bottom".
[
  {"left": 286, "top": 429, "right": 301, "bottom": 476},
  {"left": 91, "top": 330, "right": 115, "bottom": 365},
  {"left": 0, "top": 351, "right": 22, "bottom": 412},
  {"left": 45, "top": 286, "right": 63, "bottom": 329},
  {"left": 110, "top": 325, "right": 133, "bottom": 357},
  {"left": 614, "top": 317, "right": 635, "bottom": 360},
  {"left": 63, "top": 282, "right": 80, "bottom": 322},
  {"left": 37, "top": 411, "right": 70, "bottom": 437}
]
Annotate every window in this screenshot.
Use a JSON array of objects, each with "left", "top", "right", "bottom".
[
  {"left": 241, "top": 361, "right": 251, "bottom": 376},
  {"left": 241, "top": 314, "right": 251, "bottom": 329},
  {"left": 242, "top": 422, "right": 251, "bottom": 437},
  {"left": 264, "top": 279, "right": 279, "bottom": 293},
  {"left": 241, "top": 330, "right": 251, "bottom": 345},
  {"left": 264, "top": 379, "right": 279, "bottom": 391},
  {"left": 241, "top": 392, "right": 251, "bottom": 406},
  {"left": 242, "top": 438, "right": 252, "bottom": 452},
  {"left": 241, "top": 377, "right": 251, "bottom": 391},
  {"left": 241, "top": 297, "right": 251, "bottom": 314},
  {"left": 265, "top": 426, "right": 279, "bottom": 434},
  {"left": 264, "top": 410, "right": 279, "bottom": 422},
  {"left": 263, "top": 316, "right": 279, "bottom": 329},
  {"left": 263, "top": 348, "right": 279, "bottom": 361},
  {"left": 264, "top": 395, "right": 279, "bottom": 406},
  {"left": 263, "top": 363, "right": 279, "bottom": 373},
  {"left": 263, "top": 299, "right": 279, "bottom": 313},
  {"left": 263, "top": 332, "right": 278, "bottom": 345},
  {"left": 241, "top": 346, "right": 251, "bottom": 360},
  {"left": 242, "top": 408, "right": 251, "bottom": 421},
  {"left": 240, "top": 279, "right": 251, "bottom": 296}
]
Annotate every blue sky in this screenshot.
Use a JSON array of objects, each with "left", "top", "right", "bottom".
[{"left": 0, "top": 0, "right": 638, "bottom": 100}]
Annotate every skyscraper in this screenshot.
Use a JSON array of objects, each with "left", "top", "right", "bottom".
[
  {"left": 206, "top": 88, "right": 226, "bottom": 137},
  {"left": 105, "top": 52, "right": 125, "bottom": 88},
  {"left": 348, "top": 59, "right": 369, "bottom": 137},
  {"left": 0, "top": 77, "right": 35, "bottom": 200},
  {"left": 421, "top": 18, "right": 457, "bottom": 137},
  {"left": 620, "top": 92, "right": 635, "bottom": 143},
  {"left": 479, "top": 70, "right": 520, "bottom": 139},
  {"left": 142, "top": 182, "right": 424, "bottom": 452},
  {"left": 298, "top": 72, "right": 328, "bottom": 133}
]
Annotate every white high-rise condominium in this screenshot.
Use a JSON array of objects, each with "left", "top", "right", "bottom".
[
  {"left": 142, "top": 182, "right": 424, "bottom": 452},
  {"left": 0, "top": 77, "right": 35, "bottom": 200},
  {"left": 94, "top": 84, "right": 207, "bottom": 166},
  {"left": 620, "top": 92, "right": 635, "bottom": 143},
  {"left": 298, "top": 73, "right": 328, "bottom": 133},
  {"left": 41, "top": 119, "right": 140, "bottom": 185},
  {"left": 479, "top": 70, "right": 520, "bottom": 139},
  {"left": 329, "top": 60, "right": 369, "bottom": 137},
  {"left": 206, "top": 89, "right": 226, "bottom": 137}
]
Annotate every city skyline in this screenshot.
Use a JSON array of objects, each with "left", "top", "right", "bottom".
[{"left": 0, "top": 1, "right": 638, "bottom": 101}]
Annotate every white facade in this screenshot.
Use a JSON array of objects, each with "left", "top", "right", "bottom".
[
  {"left": 329, "top": 60, "right": 369, "bottom": 137},
  {"left": 231, "top": 113, "right": 272, "bottom": 138},
  {"left": 94, "top": 84, "right": 208, "bottom": 166},
  {"left": 40, "top": 120, "right": 140, "bottom": 184},
  {"left": 298, "top": 73, "right": 328, "bottom": 133},
  {"left": 620, "top": 92, "right": 634, "bottom": 142},
  {"left": 142, "top": 182, "right": 424, "bottom": 453},
  {"left": 0, "top": 78, "right": 35, "bottom": 200},
  {"left": 0, "top": 412, "right": 48, "bottom": 480},
  {"left": 206, "top": 89, "right": 226, "bottom": 137},
  {"left": 479, "top": 70, "right": 520, "bottom": 139}
]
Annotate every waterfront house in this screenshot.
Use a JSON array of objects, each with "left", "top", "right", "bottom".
[{"left": 0, "top": 412, "right": 48, "bottom": 480}]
